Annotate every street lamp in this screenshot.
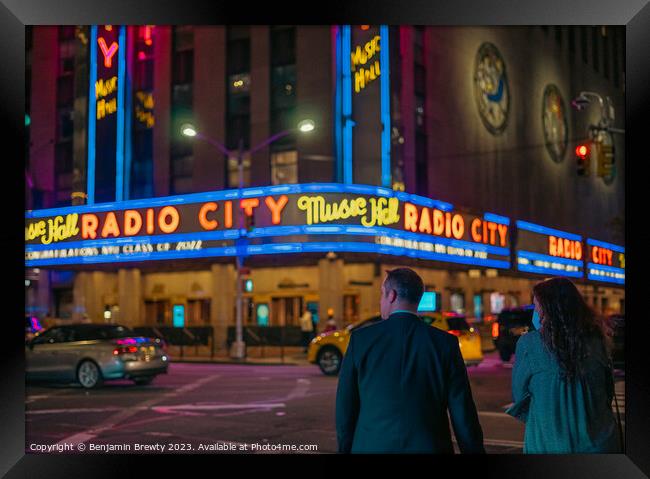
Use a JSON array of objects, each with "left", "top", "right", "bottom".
[
  {"left": 181, "top": 120, "right": 315, "bottom": 359},
  {"left": 571, "top": 91, "right": 625, "bottom": 135}
]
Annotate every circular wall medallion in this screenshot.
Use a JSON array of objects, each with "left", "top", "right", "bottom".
[
  {"left": 474, "top": 42, "right": 510, "bottom": 135},
  {"left": 542, "top": 84, "right": 568, "bottom": 163}
]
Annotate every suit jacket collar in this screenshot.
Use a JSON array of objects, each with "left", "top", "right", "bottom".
[{"left": 388, "top": 310, "right": 420, "bottom": 320}]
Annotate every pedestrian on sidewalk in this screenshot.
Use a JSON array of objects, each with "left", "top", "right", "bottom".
[
  {"left": 299, "top": 306, "right": 314, "bottom": 353},
  {"left": 336, "top": 267, "right": 484, "bottom": 453},
  {"left": 507, "top": 277, "right": 621, "bottom": 453}
]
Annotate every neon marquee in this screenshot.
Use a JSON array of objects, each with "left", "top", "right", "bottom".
[{"left": 25, "top": 183, "right": 510, "bottom": 269}]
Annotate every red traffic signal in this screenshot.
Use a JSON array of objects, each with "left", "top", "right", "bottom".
[
  {"left": 575, "top": 143, "right": 591, "bottom": 176},
  {"left": 575, "top": 144, "right": 589, "bottom": 159}
]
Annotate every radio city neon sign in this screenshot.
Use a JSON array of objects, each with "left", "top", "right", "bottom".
[
  {"left": 548, "top": 236, "right": 583, "bottom": 260},
  {"left": 590, "top": 245, "right": 624, "bottom": 268},
  {"left": 403, "top": 203, "right": 508, "bottom": 247},
  {"left": 77, "top": 196, "right": 290, "bottom": 239},
  {"left": 351, "top": 35, "right": 381, "bottom": 93}
]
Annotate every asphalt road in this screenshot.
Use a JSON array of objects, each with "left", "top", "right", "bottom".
[{"left": 25, "top": 352, "right": 625, "bottom": 454}]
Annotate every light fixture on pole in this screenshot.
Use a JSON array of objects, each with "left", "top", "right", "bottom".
[{"left": 181, "top": 119, "right": 316, "bottom": 359}]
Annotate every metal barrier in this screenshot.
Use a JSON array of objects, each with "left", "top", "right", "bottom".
[{"left": 132, "top": 326, "right": 216, "bottom": 359}]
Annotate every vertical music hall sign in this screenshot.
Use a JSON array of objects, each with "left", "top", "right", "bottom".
[
  {"left": 88, "top": 25, "right": 128, "bottom": 204},
  {"left": 335, "top": 25, "right": 391, "bottom": 187}
]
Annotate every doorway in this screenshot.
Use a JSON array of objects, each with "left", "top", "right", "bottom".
[{"left": 271, "top": 296, "right": 303, "bottom": 326}]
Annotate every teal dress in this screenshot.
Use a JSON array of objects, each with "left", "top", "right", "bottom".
[{"left": 506, "top": 331, "right": 620, "bottom": 453}]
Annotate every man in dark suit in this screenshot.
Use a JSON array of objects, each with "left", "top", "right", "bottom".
[{"left": 336, "top": 268, "right": 485, "bottom": 453}]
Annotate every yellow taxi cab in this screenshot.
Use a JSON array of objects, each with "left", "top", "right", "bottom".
[{"left": 308, "top": 312, "right": 483, "bottom": 375}]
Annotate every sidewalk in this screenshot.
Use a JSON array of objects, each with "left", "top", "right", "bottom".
[{"left": 166, "top": 345, "right": 312, "bottom": 366}]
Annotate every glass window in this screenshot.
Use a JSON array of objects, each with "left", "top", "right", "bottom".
[
  {"left": 227, "top": 155, "right": 251, "bottom": 188},
  {"left": 56, "top": 76, "right": 74, "bottom": 107},
  {"left": 271, "top": 65, "right": 296, "bottom": 110},
  {"left": 271, "top": 26, "right": 296, "bottom": 67},
  {"left": 227, "top": 27, "right": 250, "bottom": 74},
  {"left": 271, "top": 150, "right": 298, "bottom": 185},
  {"left": 172, "top": 49, "right": 194, "bottom": 85},
  {"left": 415, "top": 95, "right": 425, "bottom": 129},
  {"left": 57, "top": 110, "right": 74, "bottom": 141},
  {"left": 450, "top": 293, "right": 465, "bottom": 314},
  {"left": 173, "top": 26, "right": 194, "bottom": 51},
  {"left": 581, "top": 27, "right": 588, "bottom": 63},
  {"left": 414, "top": 64, "right": 425, "bottom": 94},
  {"left": 602, "top": 28, "right": 610, "bottom": 79},
  {"left": 592, "top": 26, "right": 599, "bottom": 72}
]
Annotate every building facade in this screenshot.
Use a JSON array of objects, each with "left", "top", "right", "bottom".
[{"left": 25, "top": 25, "right": 625, "bottom": 347}]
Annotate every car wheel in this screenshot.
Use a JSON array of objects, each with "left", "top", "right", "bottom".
[
  {"left": 77, "top": 360, "right": 103, "bottom": 389},
  {"left": 133, "top": 376, "right": 154, "bottom": 386},
  {"left": 499, "top": 348, "right": 512, "bottom": 362},
  {"left": 317, "top": 346, "right": 343, "bottom": 376}
]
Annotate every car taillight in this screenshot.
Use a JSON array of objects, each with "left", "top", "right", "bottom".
[
  {"left": 448, "top": 330, "right": 462, "bottom": 337},
  {"left": 113, "top": 346, "right": 138, "bottom": 355},
  {"left": 492, "top": 322, "right": 500, "bottom": 338}
]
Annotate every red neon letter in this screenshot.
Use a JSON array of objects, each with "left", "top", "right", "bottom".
[
  {"left": 101, "top": 212, "right": 121, "bottom": 238},
  {"left": 265, "top": 195, "right": 289, "bottom": 225},
  {"left": 81, "top": 214, "right": 99, "bottom": 239},
  {"left": 432, "top": 209, "right": 445, "bottom": 236},
  {"left": 158, "top": 206, "right": 180, "bottom": 234},
  {"left": 497, "top": 224, "right": 508, "bottom": 247},
  {"left": 487, "top": 222, "right": 498, "bottom": 245},
  {"left": 198, "top": 202, "right": 219, "bottom": 230},
  {"left": 124, "top": 210, "right": 142, "bottom": 236},
  {"left": 240, "top": 198, "right": 260, "bottom": 217},
  {"left": 224, "top": 201, "right": 233, "bottom": 228},
  {"left": 418, "top": 207, "right": 432, "bottom": 234},
  {"left": 404, "top": 203, "right": 418, "bottom": 232},
  {"left": 98, "top": 37, "right": 119, "bottom": 68},
  {"left": 451, "top": 214, "right": 464, "bottom": 240},
  {"left": 146, "top": 208, "right": 155, "bottom": 234},
  {"left": 470, "top": 218, "right": 482, "bottom": 243}
]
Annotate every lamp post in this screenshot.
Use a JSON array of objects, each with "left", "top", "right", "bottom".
[
  {"left": 181, "top": 119, "right": 315, "bottom": 359},
  {"left": 571, "top": 91, "right": 625, "bottom": 135}
]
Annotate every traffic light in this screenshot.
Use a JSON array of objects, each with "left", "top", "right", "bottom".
[
  {"left": 575, "top": 143, "right": 591, "bottom": 176},
  {"left": 597, "top": 142, "right": 614, "bottom": 178}
]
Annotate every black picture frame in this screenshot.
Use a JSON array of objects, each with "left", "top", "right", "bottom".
[{"left": 2, "top": 0, "right": 648, "bottom": 476}]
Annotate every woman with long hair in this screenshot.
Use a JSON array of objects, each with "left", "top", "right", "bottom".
[{"left": 506, "top": 277, "right": 620, "bottom": 453}]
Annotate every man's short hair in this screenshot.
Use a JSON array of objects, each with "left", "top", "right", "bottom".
[{"left": 384, "top": 268, "right": 425, "bottom": 305}]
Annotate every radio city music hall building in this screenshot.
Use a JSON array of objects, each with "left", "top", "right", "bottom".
[{"left": 25, "top": 25, "right": 625, "bottom": 347}]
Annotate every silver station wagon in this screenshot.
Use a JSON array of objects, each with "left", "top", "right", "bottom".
[{"left": 26, "top": 324, "right": 169, "bottom": 388}]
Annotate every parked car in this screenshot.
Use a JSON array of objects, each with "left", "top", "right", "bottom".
[
  {"left": 492, "top": 305, "right": 534, "bottom": 362},
  {"left": 26, "top": 324, "right": 169, "bottom": 388},
  {"left": 308, "top": 312, "right": 483, "bottom": 376},
  {"left": 608, "top": 313, "right": 624, "bottom": 369}
]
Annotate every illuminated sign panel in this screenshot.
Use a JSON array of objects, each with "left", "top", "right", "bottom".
[
  {"left": 25, "top": 184, "right": 510, "bottom": 269},
  {"left": 88, "top": 25, "right": 128, "bottom": 204},
  {"left": 586, "top": 239, "right": 625, "bottom": 285},
  {"left": 335, "top": 25, "right": 391, "bottom": 187},
  {"left": 515, "top": 220, "right": 584, "bottom": 278}
]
